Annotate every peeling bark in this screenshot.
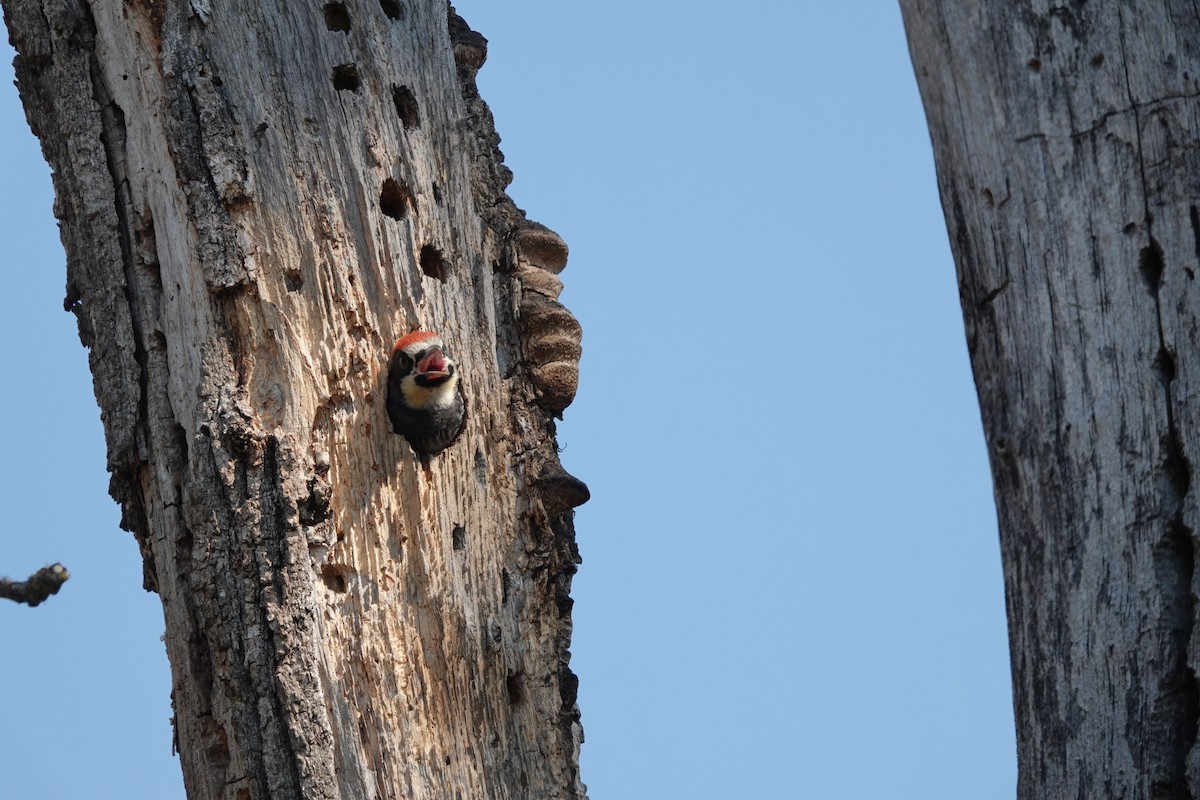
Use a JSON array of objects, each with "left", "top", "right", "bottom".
[
  {"left": 902, "top": 2, "right": 1200, "bottom": 797},
  {"left": 2, "top": 1, "right": 587, "bottom": 797}
]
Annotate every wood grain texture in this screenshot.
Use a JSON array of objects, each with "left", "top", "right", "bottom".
[
  {"left": 901, "top": 2, "right": 1200, "bottom": 797},
  {"left": 2, "top": 0, "right": 587, "bottom": 797}
]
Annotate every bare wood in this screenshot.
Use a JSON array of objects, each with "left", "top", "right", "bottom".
[
  {"left": 2, "top": 0, "right": 587, "bottom": 797},
  {"left": 901, "top": 2, "right": 1200, "bottom": 796}
]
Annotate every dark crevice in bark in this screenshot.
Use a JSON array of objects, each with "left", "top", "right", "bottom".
[
  {"left": 258, "top": 436, "right": 306, "bottom": 799},
  {"left": 1139, "top": 229, "right": 1200, "bottom": 798},
  {"left": 83, "top": 2, "right": 165, "bottom": 596},
  {"left": 1120, "top": 3, "right": 1200, "bottom": 786},
  {"left": 1189, "top": 205, "right": 1200, "bottom": 261},
  {"left": 1155, "top": 511, "right": 1200, "bottom": 800},
  {"left": 1157, "top": 345, "right": 1179, "bottom": 383},
  {"left": 505, "top": 671, "right": 524, "bottom": 705},
  {"left": 159, "top": 10, "right": 248, "bottom": 291},
  {"left": 83, "top": 6, "right": 141, "bottom": 443},
  {"left": 977, "top": 278, "right": 1011, "bottom": 310},
  {"left": 450, "top": 8, "right": 587, "bottom": 794},
  {"left": 1142, "top": 239, "right": 1167, "bottom": 292},
  {"left": 1140, "top": 235, "right": 1200, "bottom": 800},
  {"left": 392, "top": 84, "right": 420, "bottom": 129},
  {"left": 193, "top": 432, "right": 271, "bottom": 800}
]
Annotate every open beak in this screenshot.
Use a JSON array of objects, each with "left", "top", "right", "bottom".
[{"left": 416, "top": 348, "right": 451, "bottom": 379}]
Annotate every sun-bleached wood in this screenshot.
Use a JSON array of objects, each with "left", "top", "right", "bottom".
[
  {"left": 902, "top": 2, "right": 1200, "bottom": 797},
  {"left": 2, "top": 0, "right": 588, "bottom": 797}
]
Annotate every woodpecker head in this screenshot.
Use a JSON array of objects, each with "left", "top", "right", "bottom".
[
  {"left": 392, "top": 330, "right": 459, "bottom": 406},
  {"left": 386, "top": 330, "right": 466, "bottom": 457}
]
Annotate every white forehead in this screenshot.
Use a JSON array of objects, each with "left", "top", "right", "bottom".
[{"left": 400, "top": 335, "right": 443, "bottom": 357}]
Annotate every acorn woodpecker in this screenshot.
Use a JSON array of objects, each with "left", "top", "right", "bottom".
[{"left": 386, "top": 330, "right": 466, "bottom": 457}]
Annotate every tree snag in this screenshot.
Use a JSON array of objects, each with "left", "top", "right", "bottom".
[
  {"left": 1, "top": 0, "right": 588, "bottom": 797},
  {"left": 902, "top": 2, "right": 1200, "bottom": 797}
]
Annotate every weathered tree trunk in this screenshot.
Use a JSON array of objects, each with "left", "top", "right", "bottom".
[
  {"left": 2, "top": 1, "right": 588, "bottom": 797},
  {"left": 901, "top": 2, "right": 1200, "bottom": 797}
]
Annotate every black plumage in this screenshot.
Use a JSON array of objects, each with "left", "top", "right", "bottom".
[{"left": 386, "top": 338, "right": 467, "bottom": 457}]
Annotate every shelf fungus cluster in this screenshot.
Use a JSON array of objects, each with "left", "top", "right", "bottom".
[{"left": 512, "top": 220, "right": 583, "bottom": 416}]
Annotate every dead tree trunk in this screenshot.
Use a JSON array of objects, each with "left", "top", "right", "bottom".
[
  {"left": 901, "top": 2, "right": 1200, "bottom": 797},
  {"left": 1, "top": 1, "right": 588, "bottom": 797}
]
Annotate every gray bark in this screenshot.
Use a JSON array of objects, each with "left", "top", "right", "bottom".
[
  {"left": 901, "top": 2, "right": 1200, "bottom": 797},
  {"left": 1, "top": 1, "right": 587, "bottom": 797}
]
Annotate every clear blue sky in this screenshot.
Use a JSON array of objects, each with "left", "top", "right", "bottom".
[{"left": 0, "top": 3, "right": 1015, "bottom": 797}]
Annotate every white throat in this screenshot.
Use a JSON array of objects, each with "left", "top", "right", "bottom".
[{"left": 401, "top": 372, "right": 459, "bottom": 410}]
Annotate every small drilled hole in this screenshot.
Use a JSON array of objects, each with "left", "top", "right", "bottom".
[
  {"left": 284, "top": 268, "right": 303, "bottom": 292},
  {"left": 380, "top": 0, "right": 403, "bottom": 19},
  {"left": 380, "top": 178, "right": 413, "bottom": 220},
  {"left": 392, "top": 84, "right": 420, "bottom": 129},
  {"left": 1026, "top": 58, "right": 1042, "bottom": 72},
  {"left": 1139, "top": 240, "right": 1165, "bottom": 292},
  {"left": 324, "top": 2, "right": 351, "bottom": 32},
  {"left": 1166, "top": 434, "right": 1192, "bottom": 497},
  {"left": 1156, "top": 346, "right": 1177, "bottom": 382},
  {"left": 506, "top": 673, "right": 524, "bottom": 705},
  {"left": 321, "top": 565, "right": 348, "bottom": 593},
  {"left": 474, "top": 447, "right": 487, "bottom": 483},
  {"left": 332, "top": 64, "right": 360, "bottom": 91},
  {"left": 420, "top": 244, "right": 447, "bottom": 281}
]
